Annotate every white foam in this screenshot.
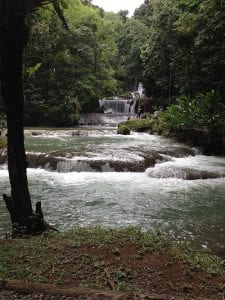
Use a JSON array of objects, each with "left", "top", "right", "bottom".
[{"left": 146, "top": 155, "right": 225, "bottom": 179}]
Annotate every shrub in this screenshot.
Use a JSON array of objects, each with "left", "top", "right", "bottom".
[
  {"left": 118, "top": 119, "right": 153, "bottom": 132},
  {"left": 117, "top": 125, "right": 130, "bottom": 135},
  {"left": 161, "top": 91, "right": 225, "bottom": 132}
]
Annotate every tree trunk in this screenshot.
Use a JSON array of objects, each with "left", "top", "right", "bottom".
[
  {"left": 0, "top": 16, "right": 33, "bottom": 222},
  {"left": 0, "top": 15, "right": 51, "bottom": 236}
]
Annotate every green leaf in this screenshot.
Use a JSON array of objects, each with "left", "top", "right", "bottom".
[
  {"left": 27, "top": 63, "right": 42, "bottom": 77},
  {"left": 59, "top": 0, "right": 68, "bottom": 9}
]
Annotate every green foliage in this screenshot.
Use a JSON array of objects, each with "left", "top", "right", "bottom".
[
  {"left": 134, "top": 0, "right": 152, "bottom": 25},
  {"left": 118, "top": 119, "right": 153, "bottom": 132},
  {"left": 172, "top": 241, "right": 224, "bottom": 275},
  {"left": 161, "top": 91, "right": 225, "bottom": 132},
  {"left": 136, "top": 0, "right": 225, "bottom": 100},
  {"left": 59, "top": 0, "right": 69, "bottom": 9},
  {"left": 118, "top": 10, "right": 129, "bottom": 23},
  {"left": 117, "top": 124, "right": 130, "bottom": 135},
  {"left": 26, "top": 63, "right": 42, "bottom": 77},
  {"left": 0, "top": 137, "right": 7, "bottom": 149},
  {"left": 49, "top": 94, "right": 81, "bottom": 126},
  {"left": 24, "top": 1, "right": 120, "bottom": 126},
  {"left": 116, "top": 18, "right": 149, "bottom": 91}
]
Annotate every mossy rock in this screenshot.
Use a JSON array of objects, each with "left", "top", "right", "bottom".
[
  {"left": 118, "top": 119, "right": 153, "bottom": 132},
  {"left": 117, "top": 125, "right": 130, "bottom": 135}
]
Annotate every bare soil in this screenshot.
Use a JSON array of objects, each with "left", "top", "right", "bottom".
[
  {"left": 1, "top": 242, "right": 225, "bottom": 299},
  {"left": 0, "top": 229, "right": 225, "bottom": 299},
  {"left": 50, "top": 243, "right": 225, "bottom": 299}
]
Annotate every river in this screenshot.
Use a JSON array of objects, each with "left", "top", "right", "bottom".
[{"left": 0, "top": 127, "right": 225, "bottom": 255}]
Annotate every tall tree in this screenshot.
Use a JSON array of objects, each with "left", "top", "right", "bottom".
[
  {"left": 23, "top": 2, "right": 119, "bottom": 124},
  {"left": 0, "top": 0, "right": 63, "bottom": 235},
  {"left": 116, "top": 18, "right": 149, "bottom": 91},
  {"left": 118, "top": 10, "right": 129, "bottom": 23}
]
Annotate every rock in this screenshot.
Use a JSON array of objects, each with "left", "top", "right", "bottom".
[
  {"left": 117, "top": 125, "right": 130, "bottom": 135},
  {"left": 112, "top": 248, "right": 120, "bottom": 256}
]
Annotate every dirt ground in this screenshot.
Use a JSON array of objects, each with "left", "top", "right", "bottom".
[
  {"left": 1, "top": 229, "right": 225, "bottom": 299},
  {"left": 54, "top": 243, "right": 225, "bottom": 299},
  {"left": 2, "top": 243, "right": 225, "bottom": 299}
]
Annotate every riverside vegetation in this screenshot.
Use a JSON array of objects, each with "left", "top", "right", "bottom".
[
  {"left": 118, "top": 91, "right": 225, "bottom": 155},
  {"left": 1, "top": 227, "right": 225, "bottom": 299}
]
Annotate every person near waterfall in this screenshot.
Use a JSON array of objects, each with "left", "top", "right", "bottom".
[{"left": 137, "top": 105, "right": 142, "bottom": 119}]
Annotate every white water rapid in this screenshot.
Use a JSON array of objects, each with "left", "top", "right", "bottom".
[{"left": 0, "top": 128, "right": 225, "bottom": 255}]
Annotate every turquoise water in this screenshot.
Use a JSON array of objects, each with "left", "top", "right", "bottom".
[{"left": 1, "top": 128, "right": 225, "bottom": 254}]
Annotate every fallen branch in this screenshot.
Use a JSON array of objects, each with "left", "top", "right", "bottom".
[
  {"left": 0, "top": 280, "right": 132, "bottom": 300},
  {"left": 104, "top": 268, "right": 116, "bottom": 290}
]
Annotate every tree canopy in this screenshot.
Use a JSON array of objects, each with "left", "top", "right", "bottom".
[{"left": 17, "top": 0, "right": 225, "bottom": 127}]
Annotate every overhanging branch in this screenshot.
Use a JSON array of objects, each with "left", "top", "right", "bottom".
[{"left": 0, "top": 0, "right": 69, "bottom": 30}]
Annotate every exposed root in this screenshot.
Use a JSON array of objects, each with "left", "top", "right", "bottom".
[{"left": 3, "top": 194, "right": 58, "bottom": 238}]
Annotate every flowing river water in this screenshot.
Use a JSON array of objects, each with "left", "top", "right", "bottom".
[{"left": 0, "top": 127, "right": 225, "bottom": 255}]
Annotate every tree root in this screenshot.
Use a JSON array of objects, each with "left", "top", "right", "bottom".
[
  {"left": 3, "top": 194, "right": 58, "bottom": 238},
  {"left": 0, "top": 280, "right": 133, "bottom": 300}
]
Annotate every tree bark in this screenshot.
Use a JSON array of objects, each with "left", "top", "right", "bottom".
[
  {"left": 0, "top": 14, "right": 49, "bottom": 235},
  {"left": 0, "top": 14, "right": 58, "bottom": 236},
  {"left": 0, "top": 1, "right": 62, "bottom": 236}
]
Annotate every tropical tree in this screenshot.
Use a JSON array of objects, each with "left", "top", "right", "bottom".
[
  {"left": 0, "top": 0, "right": 65, "bottom": 235},
  {"left": 116, "top": 18, "right": 149, "bottom": 92},
  {"left": 118, "top": 10, "right": 129, "bottom": 23},
  {"left": 134, "top": 0, "right": 225, "bottom": 100}
]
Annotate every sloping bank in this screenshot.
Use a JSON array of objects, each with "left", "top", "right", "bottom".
[
  {"left": 0, "top": 228, "right": 225, "bottom": 299},
  {"left": 117, "top": 119, "right": 225, "bottom": 156}
]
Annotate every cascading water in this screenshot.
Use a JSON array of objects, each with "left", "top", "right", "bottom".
[
  {"left": 131, "top": 82, "right": 145, "bottom": 99},
  {"left": 99, "top": 97, "right": 136, "bottom": 115},
  {"left": 1, "top": 128, "right": 225, "bottom": 255},
  {"left": 78, "top": 113, "right": 128, "bottom": 126},
  {"left": 79, "top": 98, "right": 136, "bottom": 126},
  {"left": 137, "top": 82, "right": 144, "bottom": 95}
]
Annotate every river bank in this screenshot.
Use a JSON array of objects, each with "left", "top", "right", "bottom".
[
  {"left": 0, "top": 227, "right": 225, "bottom": 299},
  {"left": 117, "top": 119, "right": 225, "bottom": 156}
]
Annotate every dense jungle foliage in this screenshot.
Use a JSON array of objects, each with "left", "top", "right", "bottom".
[{"left": 0, "top": 0, "right": 224, "bottom": 128}]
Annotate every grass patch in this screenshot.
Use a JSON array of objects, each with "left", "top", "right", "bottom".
[
  {"left": 0, "top": 227, "right": 224, "bottom": 297},
  {"left": 173, "top": 241, "right": 225, "bottom": 274}
]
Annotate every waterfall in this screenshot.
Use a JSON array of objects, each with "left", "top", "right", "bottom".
[
  {"left": 79, "top": 113, "right": 128, "bottom": 126},
  {"left": 79, "top": 96, "right": 137, "bottom": 126},
  {"left": 131, "top": 82, "right": 145, "bottom": 99},
  {"left": 79, "top": 98, "right": 136, "bottom": 126},
  {"left": 99, "top": 98, "right": 136, "bottom": 115},
  {"left": 137, "top": 82, "right": 144, "bottom": 97}
]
